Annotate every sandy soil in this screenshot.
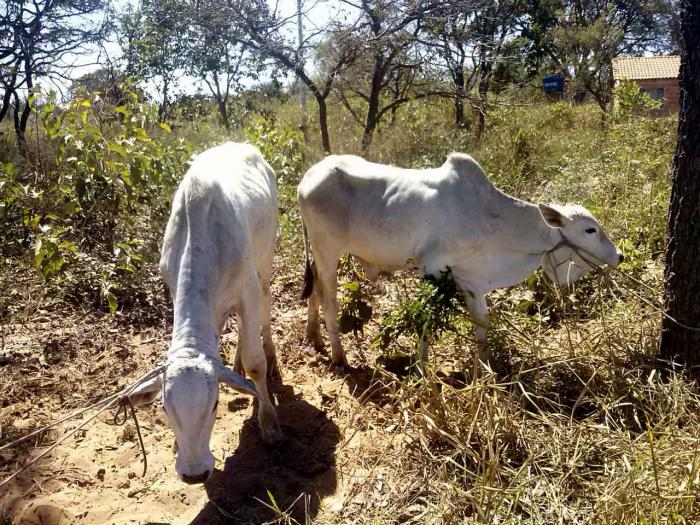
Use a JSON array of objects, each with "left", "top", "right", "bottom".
[{"left": 0, "top": 270, "right": 402, "bottom": 524}]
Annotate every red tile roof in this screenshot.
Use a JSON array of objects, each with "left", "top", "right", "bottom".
[{"left": 612, "top": 55, "right": 680, "bottom": 80}]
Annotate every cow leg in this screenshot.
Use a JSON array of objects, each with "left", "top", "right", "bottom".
[
  {"left": 218, "top": 314, "right": 244, "bottom": 375},
  {"left": 236, "top": 277, "right": 282, "bottom": 444},
  {"left": 233, "top": 329, "right": 244, "bottom": 375},
  {"left": 357, "top": 257, "right": 380, "bottom": 281},
  {"left": 258, "top": 263, "right": 279, "bottom": 380},
  {"left": 316, "top": 252, "right": 347, "bottom": 367},
  {"left": 465, "top": 293, "right": 490, "bottom": 366},
  {"left": 305, "top": 262, "right": 324, "bottom": 350}
]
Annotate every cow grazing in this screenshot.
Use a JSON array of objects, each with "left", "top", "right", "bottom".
[
  {"left": 298, "top": 153, "right": 623, "bottom": 367},
  {"left": 127, "top": 142, "right": 282, "bottom": 484}
]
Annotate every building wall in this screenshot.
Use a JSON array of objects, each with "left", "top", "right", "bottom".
[{"left": 636, "top": 78, "right": 680, "bottom": 114}]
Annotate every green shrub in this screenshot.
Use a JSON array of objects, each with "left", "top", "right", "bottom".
[
  {"left": 338, "top": 280, "right": 373, "bottom": 336},
  {"left": 374, "top": 269, "right": 467, "bottom": 362},
  {"left": 613, "top": 79, "right": 663, "bottom": 118},
  {"left": 0, "top": 87, "right": 194, "bottom": 311}
]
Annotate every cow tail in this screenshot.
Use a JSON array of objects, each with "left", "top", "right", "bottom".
[{"left": 301, "top": 218, "right": 314, "bottom": 300}]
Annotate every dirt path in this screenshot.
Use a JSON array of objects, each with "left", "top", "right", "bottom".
[{"left": 1, "top": 274, "right": 400, "bottom": 524}]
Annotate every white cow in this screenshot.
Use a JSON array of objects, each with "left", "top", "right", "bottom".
[
  {"left": 127, "top": 142, "right": 282, "bottom": 484},
  {"left": 298, "top": 153, "right": 623, "bottom": 367}
]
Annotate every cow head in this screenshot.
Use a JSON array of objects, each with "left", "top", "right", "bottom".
[
  {"left": 538, "top": 203, "right": 622, "bottom": 285},
  {"left": 127, "top": 356, "right": 256, "bottom": 484}
]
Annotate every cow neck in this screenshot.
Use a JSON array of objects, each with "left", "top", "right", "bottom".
[
  {"left": 164, "top": 351, "right": 220, "bottom": 369},
  {"left": 506, "top": 198, "right": 562, "bottom": 254},
  {"left": 170, "top": 247, "right": 220, "bottom": 359}
]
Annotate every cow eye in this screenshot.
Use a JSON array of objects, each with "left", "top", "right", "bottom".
[{"left": 585, "top": 228, "right": 596, "bottom": 234}]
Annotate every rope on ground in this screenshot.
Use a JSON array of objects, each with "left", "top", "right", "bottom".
[
  {"left": 0, "top": 362, "right": 166, "bottom": 490},
  {"left": 113, "top": 397, "right": 149, "bottom": 477}
]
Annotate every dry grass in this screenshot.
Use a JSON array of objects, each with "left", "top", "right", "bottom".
[
  {"left": 307, "top": 255, "right": 700, "bottom": 524},
  {"left": 317, "top": 359, "right": 700, "bottom": 523}
]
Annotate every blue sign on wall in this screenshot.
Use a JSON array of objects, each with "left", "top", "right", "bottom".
[{"left": 542, "top": 76, "right": 564, "bottom": 93}]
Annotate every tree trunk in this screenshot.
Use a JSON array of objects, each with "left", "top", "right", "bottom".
[
  {"left": 453, "top": 68, "right": 466, "bottom": 129},
  {"left": 659, "top": 0, "right": 700, "bottom": 373},
  {"left": 158, "top": 79, "right": 169, "bottom": 122},
  {"left": 14, "top": 57, "right": 33, "bottom": 157},
  {"left": 472, "top": 76, "right": 489, "bottom": 140},
  {"left": 13, "top": 92, "right": 31, "bottom": 157},
  {"left": 362, "top": 57, "right": 384, "bottom": 156},
  {"left": 210, "top": 74, "right": 230, "bottom": 130},
  {"left": 0, "top": 87, "right": 14, "bottom": 125},
  {"left": 316, "top": 95, "right": 331, "bottom": 154},
  {"left": 390, "top": 105, "right": 398, "bottom": 126},
  {"left": 0, "top": 67, "right": 18, "bottom": 124},
  {"left": 217, "top": 98, "right": 230, "bottom": 130},
  {"left": 361, "top": 117, "right": 377, "bottom": 155},
  {"left": 588, "top": 81, "right": 610, "bottom": 113}
]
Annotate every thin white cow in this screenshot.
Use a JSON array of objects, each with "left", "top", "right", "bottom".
[
  {"left": 298, "top": 153, "right": 623, "bottom": 367},
  {"left": 128, "top": 142, "right": 282, "bottom": 484}
]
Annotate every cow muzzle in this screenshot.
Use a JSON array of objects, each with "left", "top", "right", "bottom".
[{"left": 181, "top": 470, "right": 211, "bottom": 485}]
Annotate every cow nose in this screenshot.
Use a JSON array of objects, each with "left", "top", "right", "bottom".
[{"left": 181, "top": 470, "right": 210, "bottom": 485}]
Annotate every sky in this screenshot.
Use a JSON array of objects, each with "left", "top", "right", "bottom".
[{"left": 53, "top": 0, "right": 337, "bottom": 99}]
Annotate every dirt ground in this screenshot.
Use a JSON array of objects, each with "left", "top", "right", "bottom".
[{"left": 0, "top": 264, "right": 407, "bottom": 525}]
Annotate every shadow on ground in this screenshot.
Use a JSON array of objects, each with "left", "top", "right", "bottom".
[
  {"left": 337, "top": 362, "right": 403, "bottom": 407},
  {"left": 190, "top": 382, "right": 340, "bottom": 524}
]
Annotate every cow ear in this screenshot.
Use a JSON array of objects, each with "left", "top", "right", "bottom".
[
  {"left": 216, "top": 366, "right": 258, "bottom": 398},
  {"left": 538, "top": 204, "right": 567, "bottom": 228},
  {"left": 127, "top": 375, "right": 163, "bottom": 406}
]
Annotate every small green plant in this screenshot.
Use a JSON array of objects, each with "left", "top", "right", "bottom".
[
  {"left": 338, "top": 280, "right": 373, "bottom": 336},
  {"left": 32, "top": 224, "right": 77, "bottom": 281},
  {"left": 100, "top": 239, "right": 145, "bottom": 314},
  {"left": 374, "top": 268, "right": 467, "bottom": 361}
]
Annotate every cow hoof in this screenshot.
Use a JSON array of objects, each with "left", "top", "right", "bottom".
[
  {"left": 307, "top": 336, "right": 324, "bottom": 351},
  {"left": 267, "top": 365, "right": 283, "bottom": 391},
  {"left": 331, "top": 360, "right": 350, "bottom": 373},
  {"left": 262, "top": 426, "right": 285, "bottom": 446}
]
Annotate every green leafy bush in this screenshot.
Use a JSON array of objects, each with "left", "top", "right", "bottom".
[
  {"left": 243, "top": 114, "right": 305, "bottom": 186},
  {"left": 243, "top": 114, "right": 307, "bottom": 263},
  {"left": 374, "top": 269, "right": 467, "bottom": 357},
  {"left": 613, "top": 79, "right": 663, "bottom": 118},
  {"left": 0, "top": 87, "right": 193, "bottom": 311}
]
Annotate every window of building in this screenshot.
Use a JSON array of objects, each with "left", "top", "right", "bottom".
[{"left": 640, "top": 87, "right": 665, "bottom": 100}]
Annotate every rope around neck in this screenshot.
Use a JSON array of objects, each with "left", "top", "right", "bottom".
[
  {"left": 542, "top": 232, "right": 605, "bottom": 287},
  {"left": 543, "top": 232, "right": 700, "bottom": 332}
]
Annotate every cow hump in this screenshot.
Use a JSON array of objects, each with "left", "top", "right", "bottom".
[{"left": 443, "top": 153, "right": 495, "bottom": 191}]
